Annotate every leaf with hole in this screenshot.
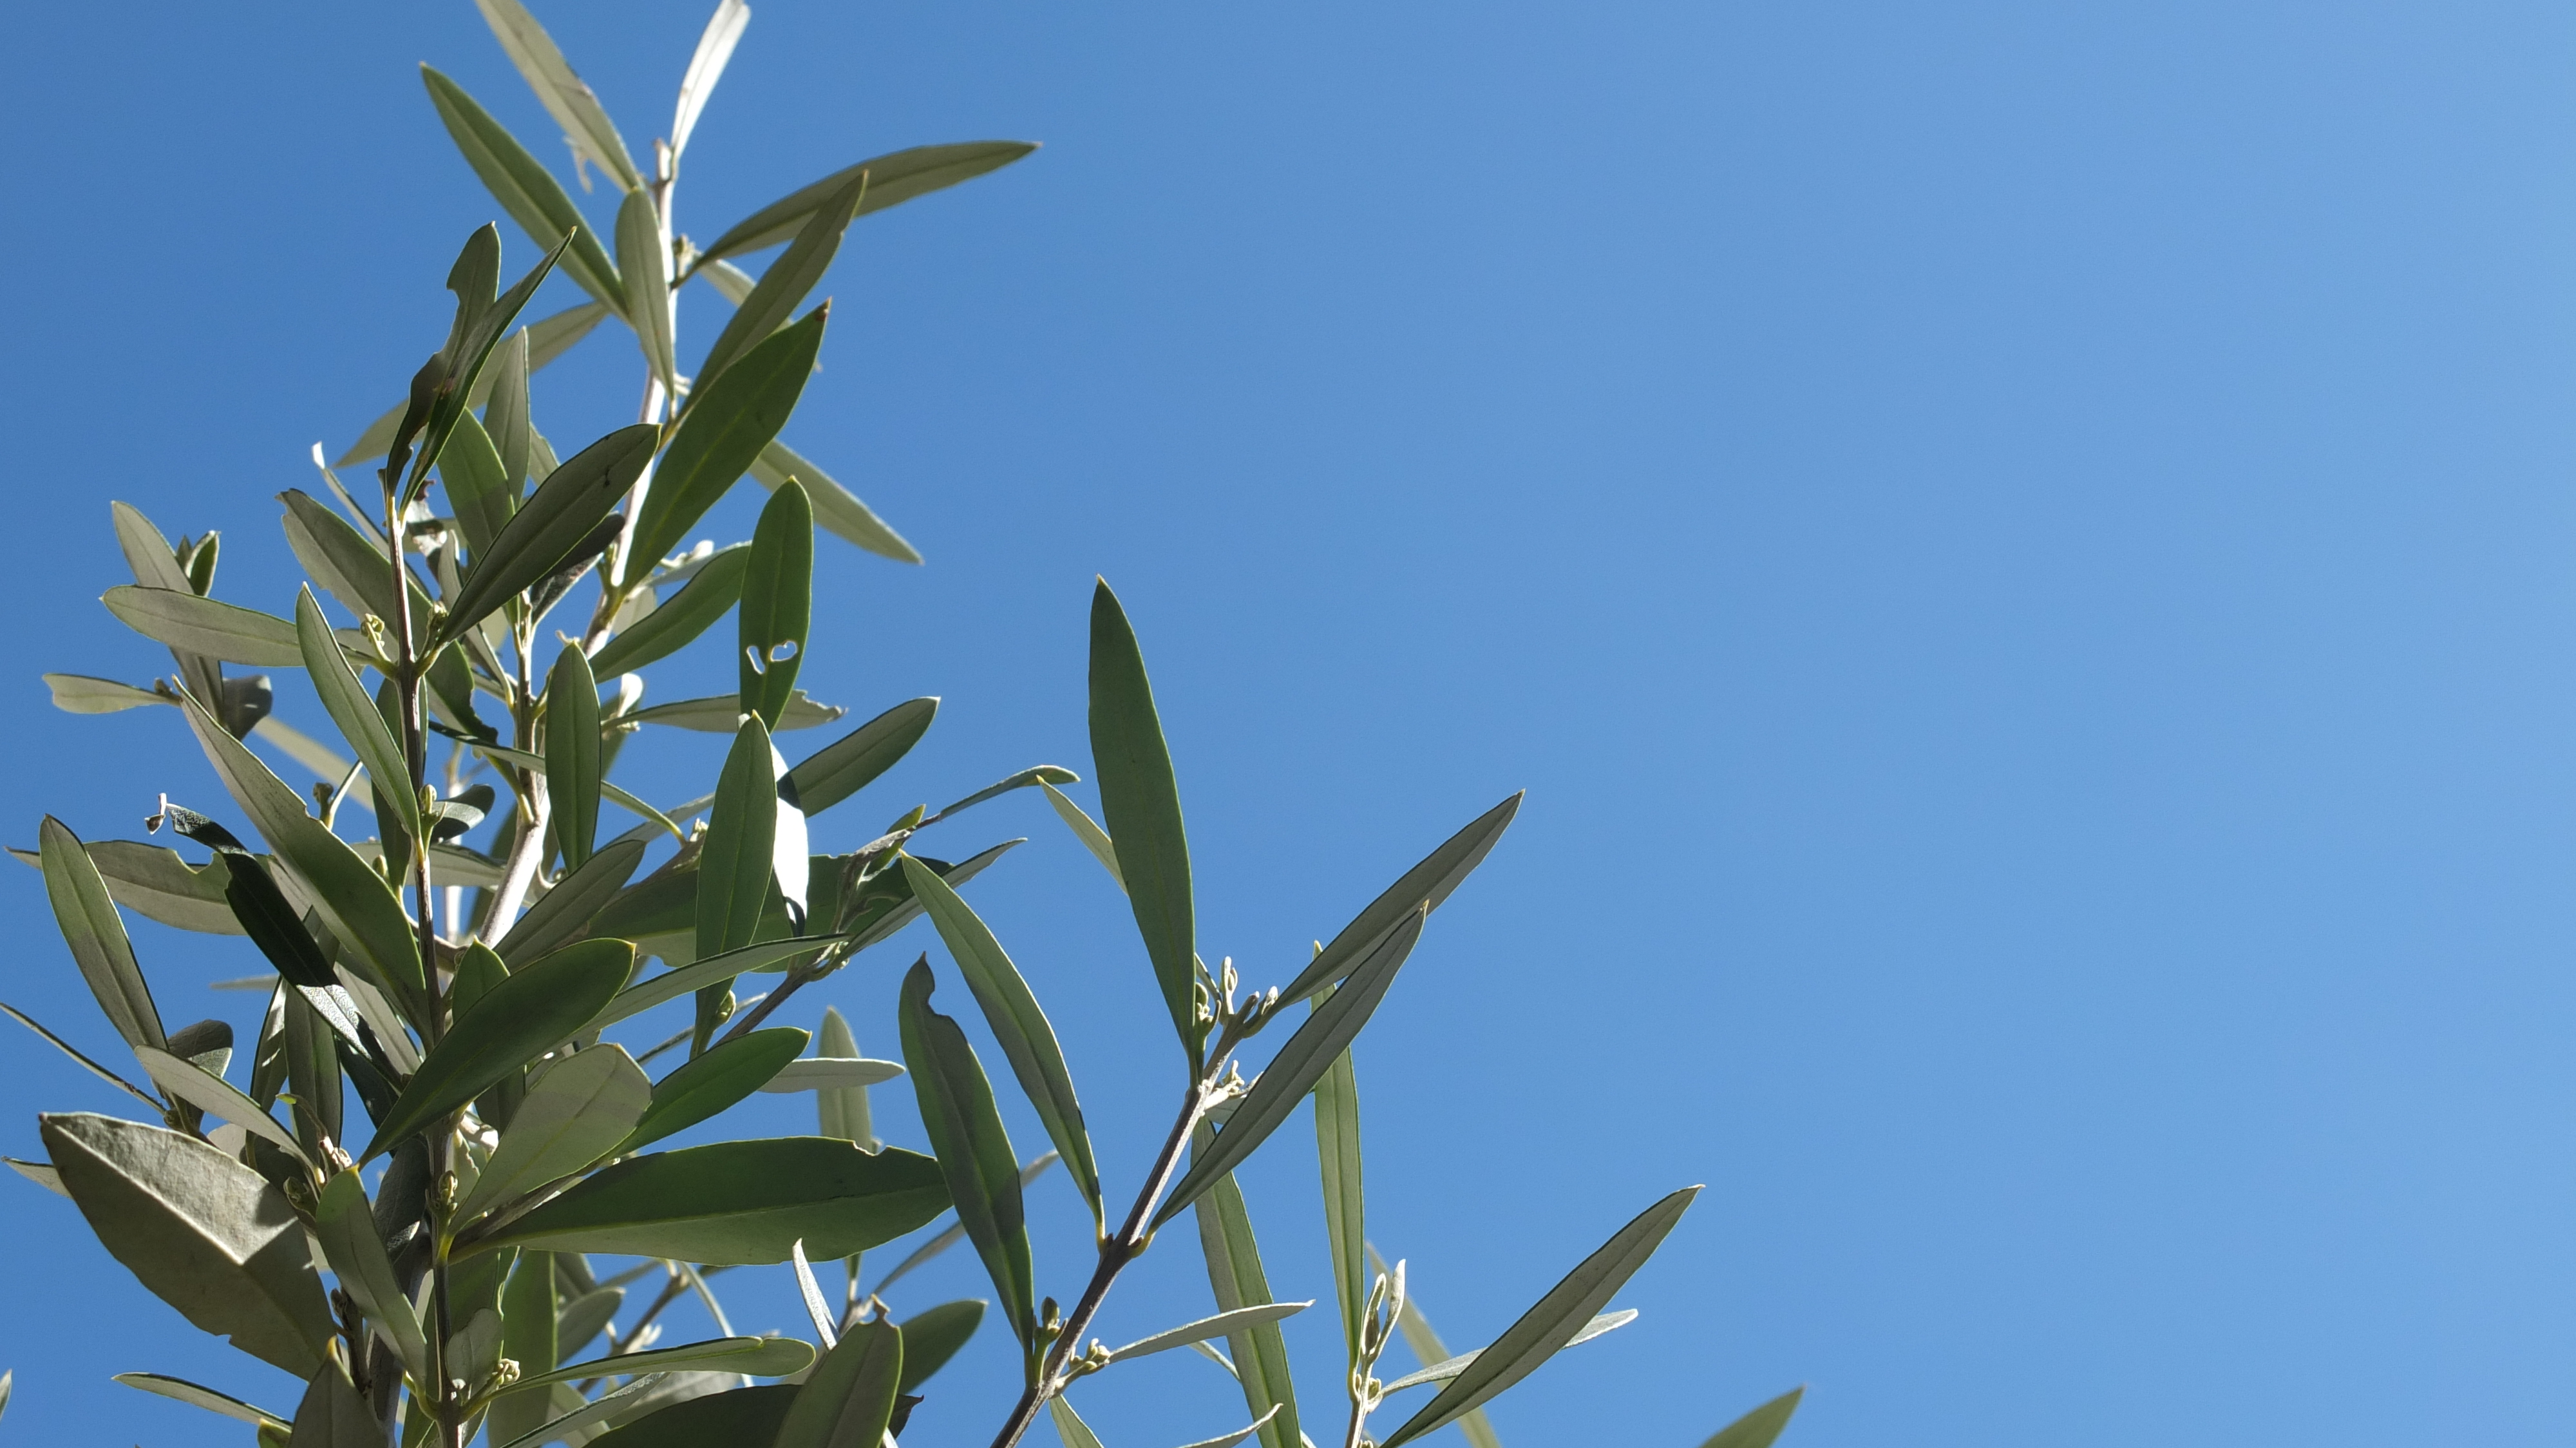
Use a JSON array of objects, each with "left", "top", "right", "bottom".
[{"left": 738, "top": 482, "right": 813, "bottom": 729}]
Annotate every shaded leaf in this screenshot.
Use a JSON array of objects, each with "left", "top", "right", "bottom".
[
  {"left": 618, "top": 189, "right": 677, "bottom": 390},
  {"left": 284, "top": 1358, "right": 372, "bottom": 1447},
  {"left": 337, "top": 302, "right": 609, "bottom": 468},
  {"left": 365, "top": 939, "right": 634, "bottom": 1157},
  {"left": 6, "top": 837, "right": 236, "bottom": 935},
  {"left": 281, "top": 488, "right": 430, "bottom": 641},
  {"left": 134, "top": 1047, "right": 305, "bottom": 1165},
  {"left": 1088, "top": 580, "right": 1200, "bottom": 1053},
  {"left": 1041, "top": 782, "right": 1122, "bottom": 891},
  {"left": 867, "top": 1152, "right": 1058, "bottom": 1296},
  {"left": 813, "top": 1006, "right": 873, "bottom": 1148},
  {"left": 596, "top": 935, "right": 840, "bottom": 1027},
  {"left": 1378, "top": 1310, "right": 1637, "bottom": 1393},
  {"left": 587, "top": 1386, "right": 799, "bottom": 1447},
  {"left": 1379, "top": 1188, "right": 1701, "bottom": 1448},
  {"left": 929, "top": 765, "right": 1081, "bottom": 824},
  {"left": 1313, "top": 1020, "right": 1365, "bottom": 1369},
  {"left": 901, "top": 855, "right": 1101, "bottom": 1226},
  {"left": 758, "top": 1056, "right": 904, "bottom": 1093},
  {"left": 898, "top": 961, "right": 1036, "bottom": 1361},
  {"left": 785, "top": 697, "right": 937, "bottom": 817},
  {"left": 471, "top": 1136, "right": 949, "bottom": 1264},
  {"left": 40, "top": 1112, "right": 334, "bottom": 1374}
]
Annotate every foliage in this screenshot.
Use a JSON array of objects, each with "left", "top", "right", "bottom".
[{"left": 4, "top": 5, "right": 1801, "bottom": 1447}]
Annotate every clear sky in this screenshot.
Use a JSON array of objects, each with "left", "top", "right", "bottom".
[{"left": 2, "top": 3, "right": 2571, "bottom": 1445}]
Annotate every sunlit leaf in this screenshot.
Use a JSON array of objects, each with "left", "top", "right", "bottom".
[
  {"left": 773, "top": 1317, "right": 902, "bottom": 1448},
  {"left": 111, "top": 1373, "right": 287, "bottom": 1433},
  {"left": 102, "top": 586, "right": 300, "bottom": 667},
  {"left": 589, "top": 543, "right": 749, "bottom": 678},
  {"left": 696, "top": 175, "right": 862, "bottom": 395},
  {"left": 749, "top": 442, "right": 920, "bottom": 564},
  {"left": 39, "top": 815, "right": 164, "bottom": 1053},
  {"left": 1190, "top": 1143, "right": 1301, "bottom": 1448},
  {"left": 1279, "top": 793, "right": 1522, "bottom": 1004},
  {"left": 446, "top": 423, "right": 659, "bottom": 636},
  {"left": 495, "top": 837, "right": 644, "bottom": 966},
  {"left": 694, "top": 143, "right": 1039, "bottom": 263},
  {"left": 421, "top": 66, "right": 623, "bottom": 306}
]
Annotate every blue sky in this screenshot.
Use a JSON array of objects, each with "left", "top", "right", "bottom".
[{"left": 3, "top": 2, "right": 2573, "bottom": 1444}]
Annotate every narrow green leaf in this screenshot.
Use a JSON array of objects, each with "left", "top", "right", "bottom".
[
  {"left": 589, "top": 543, "right": 749, "bottom": 677},
  {"left": 557, "top": 1284, "right": 623, "bottom": 1358},
  {"left": 1157, "top": 910, "right": 1425, "bottom": 1226},
  {"left": 898, "top": 960, "right": 1036, "bottom": 1363},
  {"left": 595, "top": 935, "right": 839, "bottom": 1027},
  {"left": 493, "top": 1373, "right": 670, "bottom": 1448},
  {"left": 1312, "top": 1027, "right": 1365, "bottom": 1370},
  {"left": 1378, "top": 1311, "right": 1637, "bottom": 1393},
  {"left": 507, "top": 1335, "right": 814, "bottom": 1397},
  {"left": 698, "top": 718, "right": 779, "bottom": 961},
  {"left": 39, "top": 815, "right": 164, "bottom": 1053},
  {"left": 697, "top": 175, "right": 863, "bottom": 394},
  {"left": 2, "top": 1002, "right": 160, "bottom": 1108},
  {"left": 488, "top": 1251, "right": 562, "bottom": 1446},
  {"left": 457, "top": 1044, "right": 650, "bottom": 1222},
  {"left": 495, "top": 836, "right": 644, "bottom": 966},
  {"left": 618, "top": 1027, "right": 806, "bottom": 1154},
  {"left": 5, "top": 1157, "right": 67, "bottom": 1196},
  {"left": 315, "top": 1168, "right": 431, "bottom": 1380},
  {"left": 284, "top": 1358, "right": 372, "bottom": 1447},
  {"left": 785, "top": 697, "right": 938, "bottom": 816},
  {"left": 111, "top": 1373, "right": 288, "bottom": 1433},
  {"left": 1191, "top": 1145, "right": 1302, "bottom": 1448},
  {"left": 279, "top": 488, "right": 433, "bottom": 653},
  {"left": 134, "top": 1047, "right": 306, "bottom": 1165},
  {"left": 749, "top": 442, "right": 920, "bottom": 564},
  {"left": 420, "top": 66, "right": 623, "bottom": 306},
  {"left": 628, "top": 307, "right": 828, "bottom": 571},
  {"left": 671, "top": 0, "right": 748, "bottom": 160},
  {"left": 901, "top": 855, "right": 1101, "bottom": 1226},
  {"left": 1698, "top": 1388, "right": 1806, "bottom": 1448},
  {"left": 40, "top": 1112, "right": 334, "bottom": 1374},
  {"left": 296, "top": 589, "right": 420, "bottom": 846},
  {"left": 1105, "top": 1302, "right": 1311, "bottom": 1364},
  {"left": 773, "top": 1316, "right": 902, "bottom": 1448},
  {"left": 813, "top": 1006, "right": 874, "bottom": 1148},
  {"left": 1048, "top": 1396, "right": 1108, "bottom": 1448},
  {"left": 487, "top": 326, "right": 536, "bottom": 493},
  {"left": 178, "top": 692, "right": 424, "bottom": 995},
  {"left": 1279, "top": 793, "right": 1522, "bottom": 1004},
  {"left": 1379, "top": 1187, "right": 1701, "bottom": 1448},
  {"left": 896, "top": 1300, "right": 983, "bottom": 1392},
  {"left": 760, "top": 1057, "right": 905, "bottom": 1092},
  {"left": 928, "top": 765, "right": 1080, "bottom": 824},
  {"left": 1041, "top": 783, "right": 1123, "bottom": 891},
  {"left": 739, "top": 482, "right": 813, "bottom": 730},
  {"left": 442, "top": 406, "right": 518, "bottom": 562},
  {"left": 618, "top": 189, "right": 676, "bottom": 390},
  {"left": 43, "top": 672, "right": 168, "bottom": 714},
  {"left": 629, "top": 690, "right": 844, "bottom": 732},
  {"left": 446, "top": 423, "right": 659, "bottom": 635},
  {"left": 471, "top": 0, "right": 643, "bottom": 191},
  {"left": 365, "top": 939, "right": 634, "bottom": 1157},
  {"left": 546, "top": 645, "right": 603, "bottom": 868},
  {"left": 421, "top": 229, "right": 565, "bottom": 487},
  {"left": 469, "top": 1136, "right": 949, "bottom": 1264},
  {"left": 695, "top": 143, "right": 1039, "bottom": 263},
  {"left": 102, "top": 586, "right": 299, "bottom": 666},
  {"left": 1088, "top": 580, "right": 1200, "bottom": 1054},
  {"left": 1374, "top": 1268, "right": 1497, "bottom": 1448}
]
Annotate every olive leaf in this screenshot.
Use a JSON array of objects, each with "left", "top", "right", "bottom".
[
  {"left": 693, "top": 142, "right": 1038, "bottom": 263},
  {"left": 617, "top": 1027, "right": 806, "bottom": 1154},
  {"left": 455, "top": 1044, "right": 651, "bottom": 1222},
  {"left": 898, "top": 960, "right": 1036, "bottom": 1366},
  {"left": 38, "top": 815, "right": 165, "bottom": 1054},
  {"left": 1191, "top": 1141, "right": 1302, "bottom": 1448},
  {"left": 468, "top": 1137, "right": 949, "bottom": 1264},
  {"left": 785, "top": 698, "right": 938, "bottom": 817},
  {"left": 421, "top": 66, "right": 623, "bottom": 307},
  {"left": 546, "top": 643, "right": 603, "bottom": 868},
  {"left": 1698, "top": 1388, "right": 1806, "bottom": 1448},
  {"left": 628, "top": 307, "right": 827, "bottom": 571},
  {"left": 588, "top": 544, "right": 749, "bottom": 678},
  {"left": 1088, "top": 579, "right": 1200, "bottom": 1054},
  {"left": 365, "top": 939, "right": 635, "bottom": 1157}
]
